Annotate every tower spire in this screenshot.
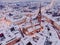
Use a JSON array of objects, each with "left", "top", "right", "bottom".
[
  {"left": 38, "top": 3, "right": 41, "bottom": 16},
  {"left": 37, "top": 3, "right": 42, "bottom": 26}
]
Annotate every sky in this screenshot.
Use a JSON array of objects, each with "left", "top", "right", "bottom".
[{"left": 0, "top": 0, "right": 60, "bottom": 3}]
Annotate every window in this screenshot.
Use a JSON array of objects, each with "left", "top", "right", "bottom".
[
  {"left": 0, "top": 33, "right": 5, "bottom": 41},
  {"left": 26, "top": 42, "right": 32, "bottom": 45}
]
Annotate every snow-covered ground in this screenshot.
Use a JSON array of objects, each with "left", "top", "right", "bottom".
[{"left": 0, "top": 0, "right": 60, "bottom": 45}]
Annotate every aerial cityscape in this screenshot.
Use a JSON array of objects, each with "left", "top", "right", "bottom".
[{"left": 0, "top": 0, "right": 60, "bottom": 45}]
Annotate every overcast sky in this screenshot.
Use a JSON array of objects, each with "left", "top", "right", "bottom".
[{"left": 0, "top": 0, "right": 60, "bottom": 3}]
